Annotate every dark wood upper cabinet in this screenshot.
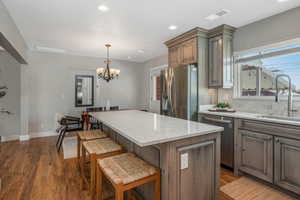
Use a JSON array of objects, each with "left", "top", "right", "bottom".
[
  {"left": 180, "top": 38, "right": 197, "bottom": 65},
  {"left": 208, "top": 36, "right": 223, "bottom": 87},
  {"left": 208, "top": 25, "right": 236, "bottom": 88},
  {"left": 165, "top": 28, "right": 207, "bottom": 68},
  {"left": 169, "top": 46, "right": 180, "bottom": 68},
  {"left": 167, "top": 38, "right": 197, "bottom": 67}
]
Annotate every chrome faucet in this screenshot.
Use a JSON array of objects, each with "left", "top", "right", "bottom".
[{"left": 275, "top": 74, "right": 295, "bottom": 117}]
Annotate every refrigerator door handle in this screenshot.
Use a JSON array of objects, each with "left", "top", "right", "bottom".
[
  {"left": 169, "top": 68, "right": 175, "bottom": 116},
  {"left": 165, "top": 68, "right": 172, "bottom": 115}
]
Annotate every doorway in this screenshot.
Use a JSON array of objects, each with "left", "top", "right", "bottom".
[{"left": 149, "top": 65, "right": 167, "bottom": 113}]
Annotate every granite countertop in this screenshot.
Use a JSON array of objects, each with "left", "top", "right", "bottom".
[
  {"left": 91, "top": 110, "right": 224, "bottom": 147},
  {"left": 199, "top": 110, "right": 300, "bottom": 126}
]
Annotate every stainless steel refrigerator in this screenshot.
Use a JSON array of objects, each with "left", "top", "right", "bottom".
[{"left": 160, "top": 64, "right": 198, "bottom": 121}]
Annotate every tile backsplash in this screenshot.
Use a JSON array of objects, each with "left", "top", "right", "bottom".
[{"left": 217, "top": 89, "right": 300, "bottom": 118}]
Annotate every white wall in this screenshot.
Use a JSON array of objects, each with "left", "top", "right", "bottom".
[
  {"left": 27, "top": 51, "right": 144, "bottom": 134},
  {"left": 0, "top": 1, "right": 27, "bottom": 61},
  {"left": 0, "top": 51, "right": 21, "bottom": 137}
]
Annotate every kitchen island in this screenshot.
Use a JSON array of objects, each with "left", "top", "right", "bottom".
[{"left": 90, "top": 110, "right": 223, "bottom": 200}]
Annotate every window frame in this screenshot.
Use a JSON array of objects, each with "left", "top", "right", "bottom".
[{"left": 234, "top": 38, "right": 300, "bottom": 101}]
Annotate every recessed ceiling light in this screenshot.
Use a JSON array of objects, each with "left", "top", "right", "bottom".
[
  {"left": 205, "top": 14, "right": 220, "bottom": 21},
  {"left": 277, "top": 0, "right": 289, "bottom": 2},
  {"left": 127, "top": 56, "right": 132, "bottom": 59},
  {"left": 98, "top": 5, "right": 109, "bottom": 12},
  {"left": 138, "top": 49, "right": 145, "bottom": 53},
  {"left": 168, "top": 25, "right": 177, "bottom": 30}
]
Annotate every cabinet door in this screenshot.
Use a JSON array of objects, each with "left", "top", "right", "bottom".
[
  {"left": 238, "top": 130, "right": 273, "bottom": 183},
  {"left": 274, "top": 137, "right": 300, "bottom": 195},
  {"left": 222, "top": 35, "right": 233, "bottom": 88},
  {"left": 208, "top": 36, "right": 223, "bottom": 88},
  {"left": 181, "top": 38, "right": 197, "bottom": 65},
  {"left": 169, "top": 46, "right": 180, "bottom": 68}
]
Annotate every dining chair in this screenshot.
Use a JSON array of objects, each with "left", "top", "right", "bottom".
[{"left": 56, "top": 115, "right": 83, "bottom": 152}]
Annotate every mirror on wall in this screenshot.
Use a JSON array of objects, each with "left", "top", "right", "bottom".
[{"left": 75, "top": 75, "right": 94, "bottom": 107}]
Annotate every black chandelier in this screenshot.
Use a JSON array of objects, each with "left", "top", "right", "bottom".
[{"left": 96, "top": 44, "right": 120, "bottom": 82}]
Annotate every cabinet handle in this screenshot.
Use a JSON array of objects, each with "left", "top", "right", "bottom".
[{"left": 275, "top": 138, "right": 280, "bottom": 143}]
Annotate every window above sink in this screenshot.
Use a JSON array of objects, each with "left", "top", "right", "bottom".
[{"left": 234, "top": 39, "right": 300, "bottom": 100}]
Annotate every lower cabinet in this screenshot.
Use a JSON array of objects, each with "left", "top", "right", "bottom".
[
  {"left": 274, "top": 137, "right": 300, "bottom": 195},
  {"left": 238, "top": 130, "right": 273, "bottom": 183}
]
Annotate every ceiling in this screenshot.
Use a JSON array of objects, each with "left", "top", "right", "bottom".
[{"left": 3, "top": 0, "right": 300, "bottom": 62}]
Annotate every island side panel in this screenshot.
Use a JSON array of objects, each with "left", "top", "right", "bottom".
[
  {"left": 164, "top": 132, "right": 221, "bottom": 200},
  {"left": 103, "top": 124, "right": 221, "bottom": 200}
]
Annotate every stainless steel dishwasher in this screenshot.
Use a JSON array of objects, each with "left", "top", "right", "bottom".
[{"left": 201, "top": 114, "right": 234, "bottom": 169}]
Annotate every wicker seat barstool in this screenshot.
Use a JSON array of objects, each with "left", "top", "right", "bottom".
[
  {"left": 96, "top": 152, "right": 161, "bottom": 200},
  {"left": 77, "top": 130, "right": 108, "bottom": 167},
  {"left": 81, "top": 138, "right": 123, "bottom": 197}
]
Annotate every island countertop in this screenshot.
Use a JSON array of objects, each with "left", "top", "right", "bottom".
[{"left": 90, "top": 110, "right": 223, "bottom": 147}]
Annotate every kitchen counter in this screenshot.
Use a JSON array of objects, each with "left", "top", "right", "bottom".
[
  {"left": 91, "top": 110, "right": 224, "bottom": 147},
  {"left": 199, "top": 110, "right": 300, "bottom": 126},
  {"left": 91, "top": 110, "right": 223, "bottom": 200}
]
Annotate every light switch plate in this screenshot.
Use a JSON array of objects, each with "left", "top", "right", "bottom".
[{"left": 181, "top": 153, "right": 189, "bottom": 170}]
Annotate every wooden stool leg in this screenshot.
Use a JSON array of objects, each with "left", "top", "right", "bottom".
[
  {"left": 154, "top": 173, "right": 161, "bottom": 200},
  {"left": 128, "top": 190, "right": 133, "bottom": 200},
  {"left": 80, "top": 146, "right": 86, "bottom": 190},
  {"left": 77, "top": 136, "right": 81, "bottom": 167},
  {"left": 96, "top": 164, "right": 103, "bottom": 200},
  {"left": 90, "top": 154, "right": 97, "bottom": 196},
  {"left": 115, "top": 189, "right": 124, "bottom": 200}
]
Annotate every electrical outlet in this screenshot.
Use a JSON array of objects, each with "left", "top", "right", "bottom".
[
  {"left": 266, "top": 104, "right": 272, "bottom": 110},
  {"left": 181, "top": 153, "right": 189, "bottom": 170}
]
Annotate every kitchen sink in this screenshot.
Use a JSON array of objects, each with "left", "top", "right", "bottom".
[{"left": 259, "top": 115, "right": 300, "bottom": 122}]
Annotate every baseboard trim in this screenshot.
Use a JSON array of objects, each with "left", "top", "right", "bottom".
[
  {"left": 19, "top": 135, "right": 30, "bottom": 141},
  {"left": 1, "top": 135, "right": 20, "bottom": 142},
  {"left": 1, "top": 131, "right": 59, "bottom": 142},
  {"left": 30, "top": 131, "right": 58, "bottom": 139}
]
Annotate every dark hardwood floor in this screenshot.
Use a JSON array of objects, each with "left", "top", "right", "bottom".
[{"left": 0, "top": 136, "right": 239, "bottom": 200}]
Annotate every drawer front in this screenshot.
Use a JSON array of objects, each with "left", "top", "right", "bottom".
[{"left": 240, "top": 119, "right": 300, "bottom": 140}]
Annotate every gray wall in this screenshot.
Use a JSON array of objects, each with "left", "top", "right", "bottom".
[
  {"left": 219, "top": 6, "right": 300, "bottom": 116},
  {"left": 140, "top": 7, "right": 300, "bottom": 116},
  {"left": 0, "top": 51, "right": 21, "bottom": 137},
  {"left": 27, "top": 51, "right": 144, "bottom": 134},
  {"left": 0, "top": 1, "right": 27, "bottom": 61},
  {"left": 234, "top": 6, "right": 300, "bottom": 52}
]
